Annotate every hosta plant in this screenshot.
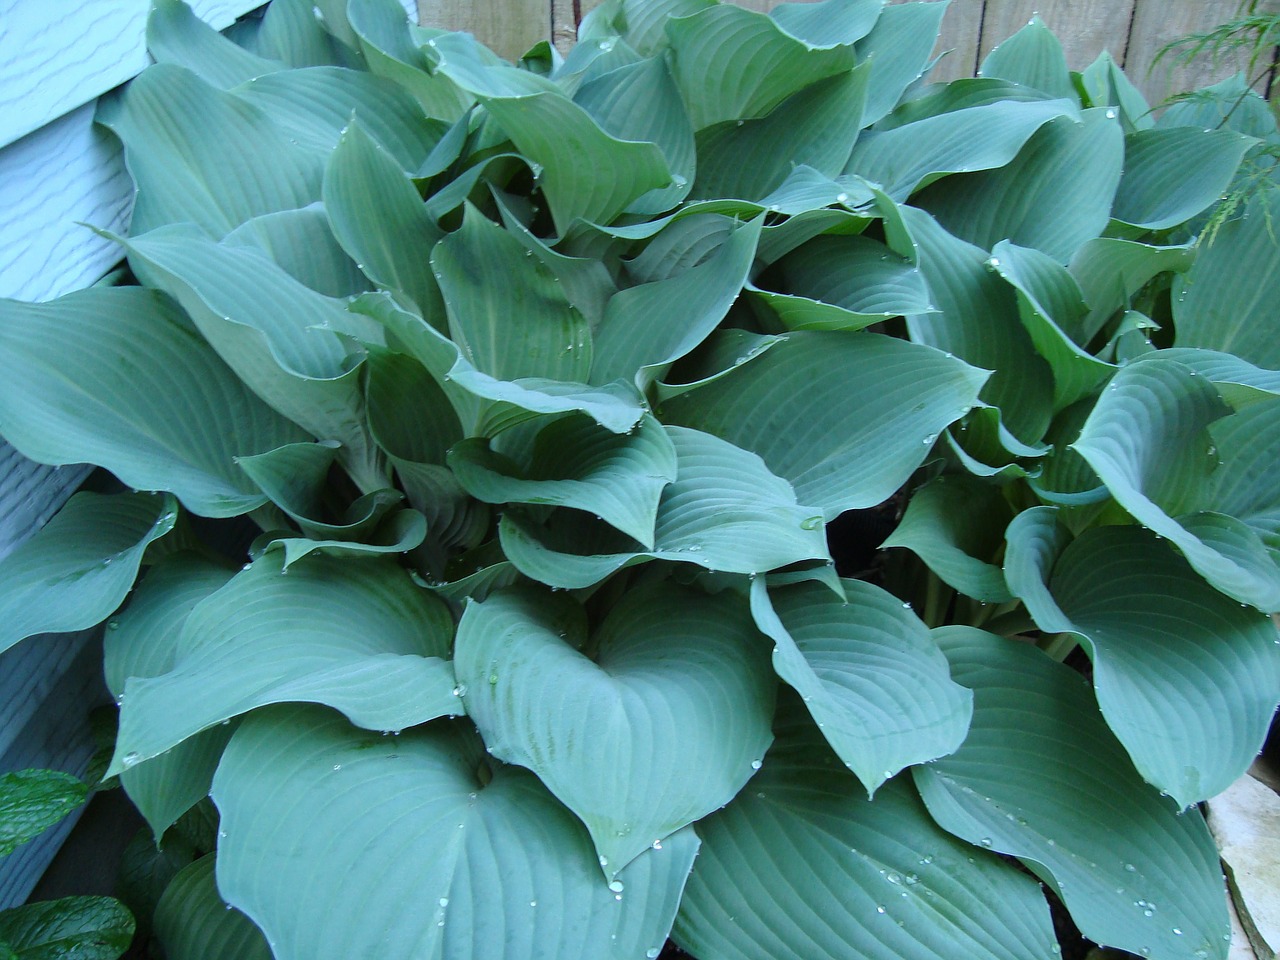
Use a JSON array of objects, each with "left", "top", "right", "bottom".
[{"left": 1, "top": 0, "right": 1279, "bottom": 957}]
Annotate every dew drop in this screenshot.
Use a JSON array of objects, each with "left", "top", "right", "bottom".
[
  {"left": 599, "top": 855, "right": 609, "bottom": 868},
  {"left": 1124, "top": 863, "right": 1137, "bottom": 872},
  {"left": 1105, "top": 108, "right": 1117, "bottom": 119},
  {"left": 608, "top": 880, "right": 625, "bottom": 893},
  {"left": 1172, "top": 928, "right": 1183, "bottom": 936},
  {"left": 439, "top": 898, "right": 449, "bottom": 908},
  {"left": 530, "top": 900, "right": 537, "bottom": 907},
  {"left": 672, "top": 174, "right": 688, "bottom": 188},
  {"left": 488, "top": 674, "right": 499, "bottom": 685},
  {"left": 751, "top": 759, "right": 763, "bottom": 770},
  {"left": 979, "top": 837, "right": 993, "bottom": 847},
  {"left": 652, "top": 840, "right": 663, "bottom": 850},
  {"left": 647, "top": 949, "right": 661, "bottom": 959},
  {"left": 800, "top": 515, "right": 823, "bottom": 531},
  {"left": 876, "top": 905, "right": 886, "bottom": 914},
  {"left": 452, "top": 684, "right": 468, "bottom": 697},
  {"left": 121, "top": 752, "right": 141, "bottom": 769},
  {"left": 332, "top": 763, "right": 342, "bottom": 771}
]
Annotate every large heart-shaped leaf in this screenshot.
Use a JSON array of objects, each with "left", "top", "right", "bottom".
[
  {"left": 224, "top": 204, "right": 369, "bottom": 298},
  {"left": 662, "top": 330, "right": 988, "bottom": 517},
  {"left": 673, "top": 697, "right": 1058, "bottom": 960},
  {"left": 0, "top": 288, "right": 307, "bottom": 517},
  {"left": 749, "top": 577, "right": 972, "bottom": 795},
  {"left": 111, "top": 554, "right": 459, "bottom": 774},
  {"left": 0, "top": 492, "right": 175, "bottom": 656},
  {"left": 1004, "top": 510, "right": 1280, "bottom": 806},
  {"left": 978, "top": 16, "right": 1075, "bottom": 100},
  {"left": 454, "top": 581, "right": 775, "bottom": 873},
  {"left": 147, "top": 0, "right": 284, "bottom": 89},
  {"left": 1111, "top": 127, "right": 1254, "bottom": 230},
  {"left": 211, "top": 705, "right": 700, "bottom": 960},
  {"left": 498, "top": 424, "right": 830, "bottom": 588},
  {"left": 856, "top": 1, "right": 948, "bottom": 126},
  {"left": 916, "top": 626, "right": 1232, "bottom": 960}
]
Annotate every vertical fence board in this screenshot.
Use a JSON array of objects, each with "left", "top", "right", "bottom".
[
  {"left": 978, "top": 0, "right": 1138, "bottom": 72},
  {"left": 1127, "top": 1, "right": 1269, "bottom": 106},
  {"left": 419, "top": 0, "right": 552, "bottom": 60}
]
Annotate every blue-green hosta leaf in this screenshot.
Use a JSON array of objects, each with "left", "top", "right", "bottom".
[
  {"left": 878, "top": 77, "right": 1063, "bottom": 129},
  {"left": 224, "top": 204, "right": 369, "bottom": 298},
  {"left": 118, "top": 224, "right": 383, "bottom": 489},
  {"left": 573, "top": 55, "right": 695, "bottom": 215},
  {"left": 0, "top": 897, "right": 134, "bottom": 960},
  {"left": 768, "top": 0, "right": 884, "bottom": 47},
  {"left": 212, "top": 705, "right": 700, "bottom": 960},
  {"left": 105, "top": 553, "right": 236, "bottom": 836},
  {"left": 110, "top": 554, "right": 459, "bottom": 775},
  {"left": 1158, "top": 74, "right": 1279, "bottom": 139},
  {"left": 147, "top": 0, "right": 284, "bottom": 89},
  {"left": 591, "top": 216, "right": 761, "bottom": 386},
  {"left": 856, "top": 1, "right": 949, "bottom": 126},
  {"left": 500, "top": 424, "right": 830, "bottom": 588},
  {"left": 365, "top": 346, "right": 463, "bottom": 465},
  {"left": 1204, "top": 396, "right": 1280, "bottom": 551},
  {"left": 760, "top": 232, "right": 934, "bottom": 331},
  {"left": 914, "top": 108, "right": 1124, "bottom": 262},
  {"left": 989, "top": 240, "right": 1113, "bottom": 411},
  {"left": 0, "top": 288, "right": 306, "bottom": 516},
  {"left": 578, "top": 0, "right": 715, "bottom": 57},
  {"left": 353, "top": 290, "right": 647, "bottom": 436},
  {"left": 234, "top": 66, "right": 449, "bottom": 174},
  {"left": 1069, "top": 237, "right": 1195, "bottom": 343},
  {"left": 455, "top": 582, "right": 774, "bottom": 874},
  {"left": 0, "top": 770, "right": 88, "bottom": 857},
  {"left": 1079, "top": 50, "right": 1153, "bottom": 132},
  {"left": 1112, "top": 127, "right": 1254, "bottom": 230},
  {"left": 978, "top": 16, "right": 1076, "bottom": 101},
  {"left": 1174, "top": 189, "right": 1280, "bottom": 368},
  {"left": 664, "top": 3, "right": 860, "bottom": 130},
  {"left": 882, "top": 475, "right": 1014, "bottom": 602},
  {"left": 346, "top": 0, "right": 472, "bottom": 120},
  {"left": 1005, "top": 511, "right": 1280, "bottom": 807},
  {"left": 0, "top": 492, "right": 174, "bottom": 656},
  {"left": 323, "top": 122, "right": 444, "bottom": 320},
  {"left": 153, "top": 855, "right": 273, "bottom": 960},
  {"left": 1026, "top": 400, "right": 1108, "bottom": 505},
  {"left": 673, "top": 698, "right": 1058, "bottom": 960},
  {"left": 261, "top": 512, "right": 427, "bottom": 568},
  {"left": 434, "top": 205, "right": 592, "bottom": 382},
  {"left": 1158, "top": 348, "right": 1280, "bottom": 407},
  {"left": 898, "top": 205, "right": 1054, "bottom": 447},
  {"left": 749, "top": 577, "right": 972, "bottom": 795},
  {"left": 96, "top": 64, "right": 323, "bottom": 236},
  {"left": 692, "top": 65, "right": 870, "bottom": 203},
  {"left": 254, "top": 0, "right": 349, "bottom": 69},
  {"left": 449, "top": 414, "right": 676, "bottom": 547},
  {"left": 664, "top": 330, "right": 989, "bottom": 518},
  {"left": 1072, "top": 356, "right": 1280, "bottom": 610},
  {"left": 845, "top": 98, "right": 1077, "bottom": 200},
  {"left": 916, "top": 627, "right": 1232, "bottom": 960}
]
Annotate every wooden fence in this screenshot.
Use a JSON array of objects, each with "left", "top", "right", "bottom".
[{"left": 0, "top": 0, "right": 1276, "bottom": 911}]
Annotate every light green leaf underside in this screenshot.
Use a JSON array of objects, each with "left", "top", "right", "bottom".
[
  {"left": 105, "top": 552, "right": 237, "bottom": 836},
  {"left": 914, "top": 108, "right": 1124, "bottom": 263},
  {"left": 674, "top": 699, "right": 1058, "bottom": 960},
  {"left": 1112, "top": 127, "right": 1254, "bottom": 230},
  {"left": 1174, "top": 189, "right": 1280, "bottom": 368},
  {"left": 899, "top": 205, "right": 1054, "bottom": 445},
  {"left": 0, "top": 491, "right": 175, "bottom": 657},
  {"left": 0, "top": 770, "right": 88, "bottom": 858},
  {"left": 665, "top": 3, "right": 860, "bottom": 130},
  {"left": 882, "top": 475, "right": 1014, "bottom": 602},
  {"left": 846, "top": 98, "right": 1076, "bottom": 200},
  {"left": 96, "top": 63, "right": 323, "bottom": 236},
  {"left": 749, "top": 577, "right": 972, "bottom": 795},
  {"left": 0, "top": 288, "right": 306, "bottom": 517},
  {"left": 0, "top": 897, "right": 134, "bottom": 960},
  {"left": 455, "top": 582, "right": 774, "bottom": 873},
  {"left": 153, "top": 855, "right": 273, "bottom": 960},
  {"left": 917, "top": 626, "right": 1231, "bottom": 960},
  {"left": 663, "top": 330, "right": 989, "bottom": 517},
  {"left": 211, "top": 705, "right": 699, "bottom": 960},
  {"left": 111, "top": 554, "right": 459, "bottom": 774},
  {"left": 1006, "top": 512, "right": 1280, "bottom": 807},
  {"left": 323, "top": 121, "right": 443, "bottom": 320},
  {"left": 499, "top": 424, "right": 830, "bottom": 588},
  {"left": 448, "top": 414, "right": 676, "bottom": 547},
  {"left": 1072, "top": 356, "right": 1280, "bottom": 610}
]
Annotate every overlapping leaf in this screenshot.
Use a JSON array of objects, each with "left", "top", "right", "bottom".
[
  {"left": 212, "top": 705, "right": 700, "bottom": 960},
  {"left": 153, "top": 855, "right": 273, "bottom": 960},
  {"left": 1005, "top": 511, "right": 1280, "bottom": 806},
  {"left": 916, "top": 627, "right": 1232, "bottom": 960},
  {"left": 455, "top": 582, "right": 774, "bottom": 873}
]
